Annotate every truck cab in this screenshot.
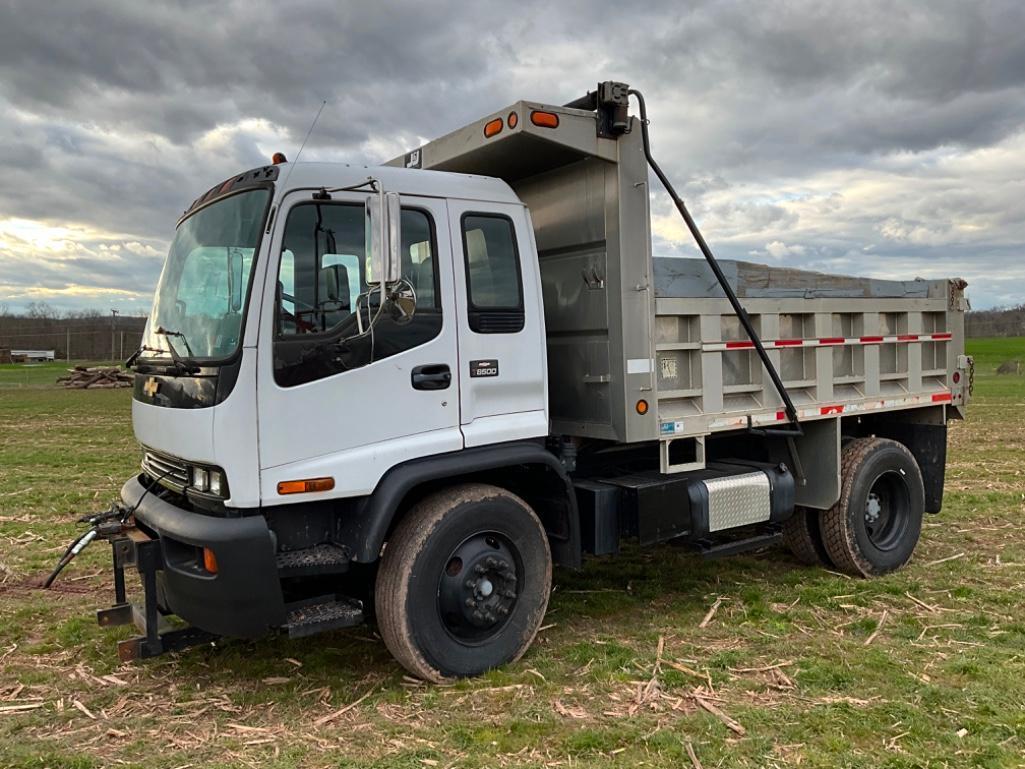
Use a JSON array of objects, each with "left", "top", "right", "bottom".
[{"left": 100, "top": 84, "right": 972, "bottom": 681}]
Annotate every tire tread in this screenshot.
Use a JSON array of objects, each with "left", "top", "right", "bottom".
[
  {"left": 820, "top": 437, "right": 920, "bottom": 577},
  {"left": 375, "top": 483, "right": 550, "bottom": 682}
]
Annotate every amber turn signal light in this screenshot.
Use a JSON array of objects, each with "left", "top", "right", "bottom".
[
  {"left": 636, "top": 399, "right": 649, "bottom": 415},
  {"left": 277, "top": 477, "right": 335, "bottom": 495},
  {"left": 202, "top": 547, "right": 218, "bottom": 574}
]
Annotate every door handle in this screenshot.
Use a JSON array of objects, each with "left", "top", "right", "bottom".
[{"left": 411, "top": 364, "right": 451, "bottom": 390}]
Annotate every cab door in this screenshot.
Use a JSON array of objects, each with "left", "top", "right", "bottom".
[
  {"left": 256, "top": 191, "right": 461, "bottom": 499},
  {"left": 447, "top": 200, "right": 548, "bottom": 447}
]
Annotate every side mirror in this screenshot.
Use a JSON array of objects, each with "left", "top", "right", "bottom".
[{"left": 366, "top": 189, "right": 402, "bottom": 284}]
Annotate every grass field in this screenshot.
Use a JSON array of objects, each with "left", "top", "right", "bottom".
[{"left": 1, "top": 342, "right": 1024, "bottom": 768}]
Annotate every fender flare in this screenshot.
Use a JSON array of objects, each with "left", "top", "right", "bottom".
[{"left": 341, "top": 441, "right": 581, "bottom": 568}]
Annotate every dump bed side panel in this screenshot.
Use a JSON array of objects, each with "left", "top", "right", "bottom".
[{"left": 653, "top": 257, "right": 969, "bottom": 452}]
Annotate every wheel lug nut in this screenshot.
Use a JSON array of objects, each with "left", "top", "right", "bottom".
[
  {"left": 465, "top": 579, "right": 475, "bottom": 589},
  {"left": 474, "top": 565, "right": 486, "bottom": 575},
  {"left": 465, "top": 598, "right": 475, "bottom": 608}
]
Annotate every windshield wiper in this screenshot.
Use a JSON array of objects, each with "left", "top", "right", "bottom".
[
  {"left": 154, "top": 327, "right": 201, "bottom": 375},
  {"left": 125, "top": 345, "right": 171, "bottom": 370}
]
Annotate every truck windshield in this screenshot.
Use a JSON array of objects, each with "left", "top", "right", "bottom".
[{"left": 143, "top": 189, "right": 271, "bottom": 361}]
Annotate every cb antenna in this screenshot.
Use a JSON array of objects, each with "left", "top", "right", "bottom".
[{"left": 280, "top": 99, "right": 327, "bottom": 188}]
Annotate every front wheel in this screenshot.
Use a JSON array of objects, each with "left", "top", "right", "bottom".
[
  {"left": 375, "top": 483, "right": 552, "bottom": 682},
  {"left": 820, "top": 437, "right": 925, "bottom": 577}
]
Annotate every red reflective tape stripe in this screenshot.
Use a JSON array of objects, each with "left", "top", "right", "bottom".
[
  {"left": 819, "top": 337, "right": 845, "bottom": 345},
  {"left": 931, "top": 392, "right": 952, "bottom": 403},
  {"left": 859, "top": 336, "right": 884, "bottom": 343},
  {"left": 820, "top": 405, "right": 845, "bottom": 415},
  {"left": 725, "top": 341, "right": 754, "bottom": 349},
  {"left": 774, "top": 339, "right": 803, "bottom": 346},
  {"left": 897, "top": 334, "right": 919, "bottom": 342},
  {"left": 931, "top": 332, "right": 952, "bottom": 340}
]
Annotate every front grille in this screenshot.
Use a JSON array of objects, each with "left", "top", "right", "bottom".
[{"left": 141, "top": 448, "right": 190, "bottom": 492}]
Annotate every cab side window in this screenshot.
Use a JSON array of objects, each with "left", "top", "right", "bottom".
[
  {"left": 273, "top": 203, "right": 441, "bottom": 387},
  {"left": 461, "top": 213, "right": 524, "bottom": 333}
]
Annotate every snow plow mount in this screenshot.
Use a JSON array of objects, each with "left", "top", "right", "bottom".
[{"left": 95, "top": 525, "right": 217, "bottom": 661}]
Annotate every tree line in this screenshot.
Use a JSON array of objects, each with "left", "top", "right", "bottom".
[
  {"left": 0, "top": 303, "right": 147, "bottom": 361},
  {"left": 965, "top": 305, "right": 1025, "bottom": 339}
]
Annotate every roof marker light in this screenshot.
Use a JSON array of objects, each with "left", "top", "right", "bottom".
[
  {"left": 530, "top": 110, "right": 559, "bottom": 128},
  {"left": 484, "top": 118, "right": 503, "bottom": 138},
  {"left": 272, "top": 152, "right": 288, "bottom": 164},
  {"left": 507, "top": 112, "right": 519, "bottom": 129}
]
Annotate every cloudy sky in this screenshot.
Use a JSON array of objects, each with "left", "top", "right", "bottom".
[{"left": 1, "top": 0, "right": 1023, "bottom": 314}]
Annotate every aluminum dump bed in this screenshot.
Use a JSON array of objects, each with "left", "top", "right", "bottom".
[
  {"left": 652, "top": 258, "right": 968, "bottom": 474},
  {"left": 389, "top": 96, "right": 971, "bottom": 467}
]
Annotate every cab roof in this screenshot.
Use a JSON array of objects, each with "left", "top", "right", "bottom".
[{"left": 181, "top": 161, "right": 522, "bottom": 223}]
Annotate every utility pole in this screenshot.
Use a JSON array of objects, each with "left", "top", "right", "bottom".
[
  {"left": 66, "top": 327, "right": 70, "bottom": 362},
  {"left": 110, "top": 309, "right": 119, "bottom": 362}
]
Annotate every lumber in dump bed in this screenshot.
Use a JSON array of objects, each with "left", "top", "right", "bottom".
[{"left": 651, "top": 256, "right": 970, "bottom": 481}]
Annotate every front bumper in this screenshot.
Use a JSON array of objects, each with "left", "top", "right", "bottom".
[{"left": 116, "top": 475, "right": 286, "bottom": 639}]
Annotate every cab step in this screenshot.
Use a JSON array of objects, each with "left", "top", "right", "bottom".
[
  {"left": 285, "top": 598, "right": 364, "bottom": 639},
  {"left": 688, "top": 526, "right": 783, "bottom": 559},
  {"left": 276, "top": 543, "right": 351, "bottom": 577}
]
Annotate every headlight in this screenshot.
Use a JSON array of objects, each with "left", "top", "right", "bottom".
[
  {"left": 208, "top": 470, "right": 224, "bottom": 497},
  {"left": 191, "top": 466, "right": 209, "bottom": 492}
]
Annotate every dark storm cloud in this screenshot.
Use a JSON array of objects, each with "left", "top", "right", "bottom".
[{"left": 0, "top": 0, "right": 1023, "bottom": 311}]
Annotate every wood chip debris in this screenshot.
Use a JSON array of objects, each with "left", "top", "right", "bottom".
[
  {"left": 693, "top": 693, "right": 746, "bottom": 736},
  {"left": 313, "top": 688, "right": 376, "bottom": 726},
  {"left": 864, "top": 609, "right": 889, "bottom": 646},
  {"left": 0, "top": 702, "right": 44, "bottom": 714},
  {"left": 72, "top": 699, "right": 97, "bottom": 719},
  {"left": 699, "top": 597, "right": 723, "bottom": 628},
  {"left": 923, "top": 551, "right": 966, "bottom": 567},
  {"left": 685, "top": 741, "right": 705, "bottom": 769}
]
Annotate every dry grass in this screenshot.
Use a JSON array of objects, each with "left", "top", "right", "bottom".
[{"left": 1, "top": 345, "right": 1024, "bottom": 768}]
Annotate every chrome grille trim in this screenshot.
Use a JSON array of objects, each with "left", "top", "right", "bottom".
[{"left": 141, "top": 448, "right": 189, "bottom": 492}]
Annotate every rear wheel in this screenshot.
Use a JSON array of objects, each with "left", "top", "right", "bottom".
[
  {"left": 820, "top": 437, "right": 924, "bottom": 577},
  {"left": 782, "top": 507, "right": 833, "bottom": 567},
  {"left": 375, "top": 483, "right": 552, "bottom": 682}
]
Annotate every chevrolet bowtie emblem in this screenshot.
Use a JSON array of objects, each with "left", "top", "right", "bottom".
[{"left": 143, "top": 377, "right": 160, "bottom": 398}]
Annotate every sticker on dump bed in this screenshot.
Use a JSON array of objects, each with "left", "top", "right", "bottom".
[
  {"left": 660, "top": 420, "right": 685, "bottom": 435},
  {"left": 627, "top": 358, "right": 652, "bottom": 374}
]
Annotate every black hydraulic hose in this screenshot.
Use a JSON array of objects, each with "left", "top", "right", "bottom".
[
  {"left": 627, "top": 88, "right": 802, "bottom": 433},
  {"left": 43, "top": 470, "right": 170, "bottom": 588}
]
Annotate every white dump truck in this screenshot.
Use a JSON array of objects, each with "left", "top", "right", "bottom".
[{"left": 68, "top": 82, "right": 971, "bottom": 681}]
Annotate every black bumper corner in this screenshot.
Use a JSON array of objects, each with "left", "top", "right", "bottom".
[{"left": 118, "top": 475, "right": 286, "bottom": 639}]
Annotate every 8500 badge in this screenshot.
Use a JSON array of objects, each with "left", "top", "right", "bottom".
[{"left": 469, "top": 359, "right": 499, "bottom": 378}]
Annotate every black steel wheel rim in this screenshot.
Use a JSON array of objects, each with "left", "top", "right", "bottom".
[
  {"left": 437, "top": 532, "right": 522, "bottom": 644},
  {"left": 863, "top": 470, "right": 911, "bottom": 551}
]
